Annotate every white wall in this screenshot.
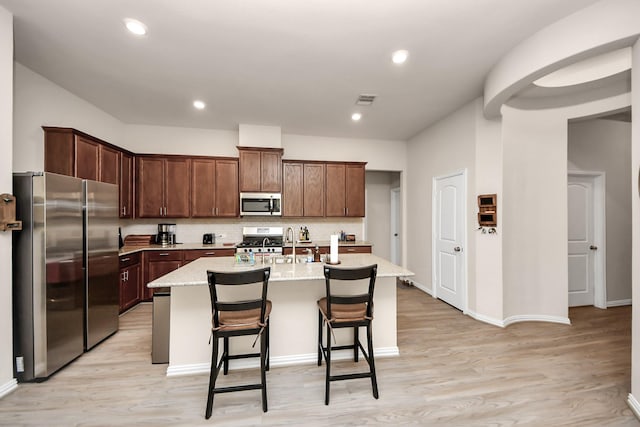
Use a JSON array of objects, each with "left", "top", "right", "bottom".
[
  {"left": 568, "top": 118, "right": 632, "bottom": 304},
  {"left": 630, "top": 37, "right": 640, "bottom": 410},
  {"left": 123, "top": 124, "right": 238, "bottom": 156},
  {"left": 406, "top": 98, "right": 477, "bottom": 299},
  {"left": 501, "top": 107, "right": 570, "bottom": 322},
  {"left": 474, "top": 108, "right": 503, "bottom": 323},
  {"left": 0, "top": 5, "right": 15, "bottom": 398},
  {"left": 13, "top": 63, "right": 125, "bottom": 172}
]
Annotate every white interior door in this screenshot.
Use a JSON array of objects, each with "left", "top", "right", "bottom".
[
  {"left": 433, "top": 171, "right": 466, "bottom": 311},
  {"left": 568, "top": 175, "right": 598, "bottom": 307}
]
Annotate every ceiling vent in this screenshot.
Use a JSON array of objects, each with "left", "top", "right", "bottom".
[{"left": 356, "top": 94, "right": 377, "bottom": 106}]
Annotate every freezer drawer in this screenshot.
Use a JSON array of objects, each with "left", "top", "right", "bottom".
[{"left": 152, "top": 291, "right": 170, "bottom": 364}]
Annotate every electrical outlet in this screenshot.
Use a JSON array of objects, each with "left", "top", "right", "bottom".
[{"left": 16, "top": 356, "right": 24, "bottom": 372}]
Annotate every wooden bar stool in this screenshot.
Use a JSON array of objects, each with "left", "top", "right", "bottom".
[
  {"left": 317, "top": 264, "right": 378, "bottom": 405},
  {"left": 205, "top": 267, "right": 271, "bottom": 418}
]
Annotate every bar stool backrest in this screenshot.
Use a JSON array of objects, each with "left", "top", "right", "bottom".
[
  {"left": 323, "top": 264, "right": 377, "bottom": 321},
  {"left": 207, "top": 267, "right": 271, "bottom": 330}
]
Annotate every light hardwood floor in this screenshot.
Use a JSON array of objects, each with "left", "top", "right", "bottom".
[{"left": 1, "top": 284, "right": 638, "bottom": 426}]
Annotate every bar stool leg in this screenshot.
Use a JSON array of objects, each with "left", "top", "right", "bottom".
[
  {"left": 325, "top": 323, "right": 331, "bottom": 405},
  {"left": 265, "top": 322, "right": 270, "bottom": 371},
  {"left": 260, "top": 327, "right": 268, "bottom": 412},
  {"left": 205, "top": 334, "right": 220, "bottom": 419},
  {"left": 354, "top": 326, "right": 359, "bottom": 362},
  {"left": 317, "top": 310, "right": 323, "bottom": 366},
  {"left": 367, "top": 323, "right": 379, "bottom": 399},
  {"left": 223, "top": 337, "right": 230, "bottom": 375}
]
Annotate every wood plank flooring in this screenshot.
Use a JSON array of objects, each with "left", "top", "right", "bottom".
[{"left": 0, "top": 283, "right": 638, "bottom": 426}]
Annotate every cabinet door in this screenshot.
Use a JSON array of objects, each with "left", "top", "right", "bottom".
[
  {"left": 165, "top": 158, "right": 191, "bottom": 218},
  {"left": 325, "top": 163, "right": 346, "bottom": 217},
  {"left": 99, "top": 144, "right": 120, "bottom": 185},
  {"left": 137, "top": 157, "right": 165, "bottom": 218},
  {"left": 183, "top": 248, "right": 235, "bottom": 264},
  {"left": 120, "top": 264, "right": 140, "bottom": 313},
  {"left": 215, "top": 159, "right": 239, "bottom": 217},
  {"left": 75, "top": 135, "right": 99, "bottom": 180},
  {"left": 304, "top": 163, "right": 325, "bottom": 217},
  {"left": 239, "top": 150, "right": 261, "bottom": 192},
  {"left": 44, "top": 129, "right": 74, "bottom": 176},
  {"left": 283, "top": 162, "right": 303, "bottom": 217},
  {"left": 345, "top": 164, "right": 365, "bottom": 217},
  {"left": 144, "top": 257, "right": 182, "bottom": 300},
  {"left": 261, "top": 151, "right": 282, "bottom": 192},
  {"left": 191, "top": 158, "right": 216, "bottom": 217},
  {"left": 120, "top": 153, "right": 133, "bottom": 218}
]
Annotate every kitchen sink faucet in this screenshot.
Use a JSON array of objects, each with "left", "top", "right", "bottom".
[{"left": 285, "top": 227, "right": 296, "bottom": 263}]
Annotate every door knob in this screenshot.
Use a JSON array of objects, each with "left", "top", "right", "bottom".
[
  {"left": 590, "top": 245, "right": 598, "bottom": 250},
  {"left": 454, "top": 246, "right": 461, "bottom": 252}
]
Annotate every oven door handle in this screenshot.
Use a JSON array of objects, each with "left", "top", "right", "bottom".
[{"left": 269, "top": 198, "right": 274, "bottom": 215}]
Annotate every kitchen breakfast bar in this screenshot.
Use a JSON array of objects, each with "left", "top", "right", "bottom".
[{"left": 148, "top": 254, "right": 413, "bottom": 376}]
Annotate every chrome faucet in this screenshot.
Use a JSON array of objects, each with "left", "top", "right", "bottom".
[
  {"left": 285, "top": 227, "right": 296, "bottom": 263},
  {"left": 262, "top": 237, "right": 269, "bottom": 265}
]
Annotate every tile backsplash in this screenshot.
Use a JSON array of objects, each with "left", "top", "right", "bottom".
[{"left": 120, "top": 217, "right": 365, "bottom": 245}]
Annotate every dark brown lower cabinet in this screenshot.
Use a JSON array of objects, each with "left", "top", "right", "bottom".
[
  {"left": 119, "top": 253, "right": 141, "bottom": 313},
  {"left": 143, "top": 251, "right": 183, "bottom": 301}
]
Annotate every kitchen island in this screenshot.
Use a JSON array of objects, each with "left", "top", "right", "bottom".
[{"left": 148, "top": 254, "right": 413, "bottom": 377}]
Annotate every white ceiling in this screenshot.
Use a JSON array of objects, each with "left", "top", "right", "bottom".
[{"left": 0, "top": 0, "right": 603, "bottom": 141}]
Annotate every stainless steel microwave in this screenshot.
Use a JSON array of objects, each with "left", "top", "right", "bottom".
[{"left": 240, "top": 192, "right": 282, "bottom": 216}]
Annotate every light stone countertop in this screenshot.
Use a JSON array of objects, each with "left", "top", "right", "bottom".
[
  {"left": 119, "top": 243, "right": 237, "bottom": 256},
  {"left": 120, "top": 241, "right": 372, "bottom": 256},
  {"left": 148, "top": 253, "right": 413, "bottom": 288}
]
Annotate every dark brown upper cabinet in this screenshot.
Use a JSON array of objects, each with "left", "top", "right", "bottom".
[
  {"left": 282, "top": 161, "right": 325, "bottom": 217},
  {"left": 191, "top": 158, "right": 239, "bottom": 217},
  {"left": 136, "top": 155, "right": 191, "bottom": 218},
  {"left": 325, "top": 162, "right": 366, "bottom": 217},
  {"left": 238, "top": 147, "right": 283, "bottom": 192}
]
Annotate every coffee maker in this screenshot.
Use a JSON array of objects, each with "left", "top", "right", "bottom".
[{"left": 156, "top": 223, "right": 176, "bottom": 246}]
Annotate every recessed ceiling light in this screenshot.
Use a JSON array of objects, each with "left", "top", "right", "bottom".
[
  {"left": 124, "top": 18, "right": 148, "bottom": 36},
  {"left": 193, "top": 100, "right": 206, "bottom": 110},
  {"left": 351, "top": 113, "right": 362, "bottom": 121},
  {"left": 392, "top": 49, "right": 409, "bottom": 65}
]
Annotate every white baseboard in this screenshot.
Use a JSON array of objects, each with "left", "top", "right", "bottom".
[
  {"left": 628, "top": 393, "right": 640, "bottom": 419},
  {"left": 465, "top": 310, "right": 505, "bottom": 328},
  {"left": 0, "top": 378, "right": 17, "bottom": 399},
  {"left": 166, "top": 346, "right": 400, "bottom": 377},
  {"left": 409, "top": 280, "right": 432, "bottom": 296},
  {"left": 503, "top": 314, "right": 571, "bottom": 327},
  {"left": 608, "top": 299, "right": 632, "bottom": 307}
]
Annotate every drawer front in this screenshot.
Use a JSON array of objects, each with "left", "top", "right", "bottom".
[
  {"left": 146, "top": 250, "right": 183, "bottom": 262},
  {"left": 119, "top": 252, "right": 141, "bottom": 268},
  {"left": 183, "top": 248, "right": 235, "bottom": 263},
  {"left": 338, "top": 246, "right": 371, "bottom": 254}
]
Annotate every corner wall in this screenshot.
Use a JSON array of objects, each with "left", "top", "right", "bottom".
[
  {"left": 630, "top": 37, "right": 640, "bottom": 415},
  {"left": 0, "top": 5, "right": 16, "bottom": 398},
  {"left": 406, "top": 99, "right": 477, "bottom": 300}
]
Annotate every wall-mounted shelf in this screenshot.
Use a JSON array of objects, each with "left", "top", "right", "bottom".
[{"left": 1, "top": 193, "right": 22, "bottom": 231}]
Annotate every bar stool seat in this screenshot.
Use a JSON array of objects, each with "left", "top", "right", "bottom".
[
  {"left": 205, "top": 267, "right": 271, "bottom": 419},
  {"left": 317, "top": 264, "right": 378, "bottom": 405}
]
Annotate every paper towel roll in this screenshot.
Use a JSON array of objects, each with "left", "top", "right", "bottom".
[{"left": 330, "top": 234, "right": 339, "bottom": 264}]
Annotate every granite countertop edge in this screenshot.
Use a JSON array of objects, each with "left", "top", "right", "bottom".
[
  {"left": 120, "top": 241, "right": 373, "bottom": 256},
  {"left": 148, "top": 253, "right": 413, "bottom": 288}
]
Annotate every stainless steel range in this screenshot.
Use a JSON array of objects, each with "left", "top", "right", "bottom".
[{"left": 236, "top": 226, "right": 284, "bottom": 254}]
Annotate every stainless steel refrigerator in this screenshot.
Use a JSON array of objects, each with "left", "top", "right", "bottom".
[
  {"left": 82, "top": 179, "right": 119, "bottom": 351},
  {"left": 12, "top": 172, "right": 119, "bottom": 382}
]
